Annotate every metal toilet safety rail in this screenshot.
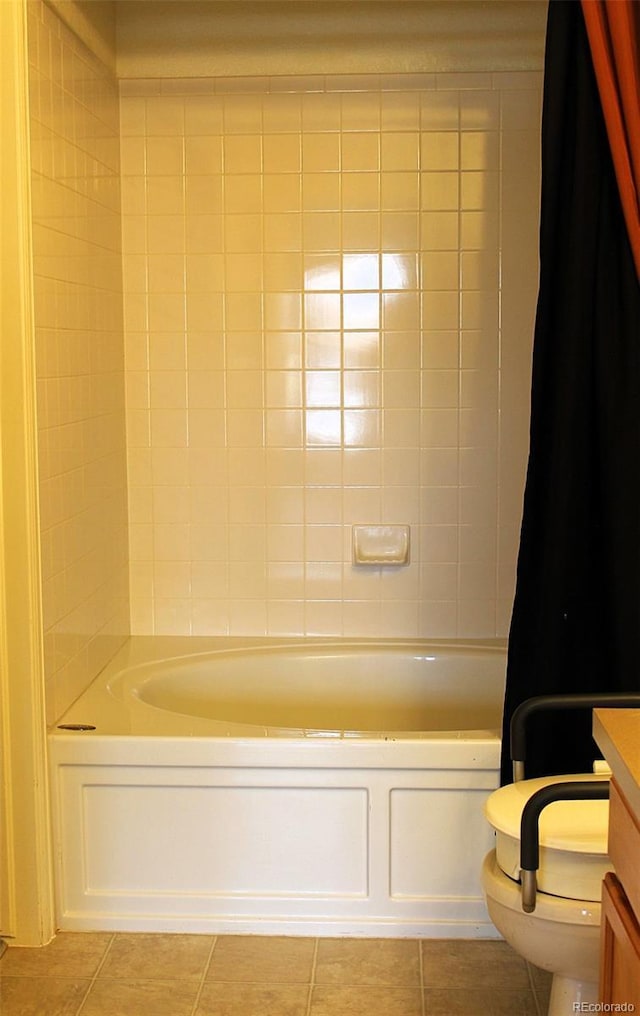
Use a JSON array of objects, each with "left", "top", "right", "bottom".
[{"left": 508, "top": 693, "right": 640, "bottom": 912}]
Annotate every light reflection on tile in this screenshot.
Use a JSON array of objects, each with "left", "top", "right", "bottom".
[
  {"left": 305, "top": 371, "right": 341, "bottom": 408},
  {"left": 343, "top": 253, "right": 379, "bottom": 291},
  {"left": 304, "top": 292, "right": 341, "bottom": 330},
  {"left": 343, "top": 292, "right": 380, "bottom": 330},
  {"left": 305, "top": 409, "right": 342, "bottom": 446},
  {"left": 304, "top": 256, "right": 341, "bottom": 291}
]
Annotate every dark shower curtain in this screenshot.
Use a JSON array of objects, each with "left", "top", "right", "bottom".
[{"left": 499, "top": 0, "right": 640, "bottom": 784}]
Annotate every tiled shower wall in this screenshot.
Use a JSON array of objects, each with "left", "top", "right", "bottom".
[
  {"left": 121, "top": 74, "right": 542, "bottom": 638},
  {"left": 28, "top": 0, "right": 129, "bottom": 721}
]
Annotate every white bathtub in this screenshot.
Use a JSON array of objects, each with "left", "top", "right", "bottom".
[{"left": 49, "top": 636, "right": 506, "bottom": 938}]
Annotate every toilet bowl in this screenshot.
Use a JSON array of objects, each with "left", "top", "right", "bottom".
[{"left": 481, "top": 773, "right": 611, "bottom": 1016}]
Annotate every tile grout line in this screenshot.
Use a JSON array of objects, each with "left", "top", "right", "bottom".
[
  {"left": 305, "top": 937, "right": 319, "bottom": 1016},
  {"left": 73, "top": 932, "right": 116, "bottom": 1016},
  {"left": 526, "top": 960, "right": 546, "bottom": 1016},
  {"left": 418, "top": 938, "right": 426, "bottom": 1016},
  {"left": 189, "top": 934, "right": 219, "bottom": 1016}
]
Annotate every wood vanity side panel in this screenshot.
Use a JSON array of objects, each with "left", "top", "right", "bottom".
[
  {"left": 609, "top": 778, "right": 640, "bottom": 918},
  {"left": 600, "top": 872, "right": 640, "bottom": 1008}
]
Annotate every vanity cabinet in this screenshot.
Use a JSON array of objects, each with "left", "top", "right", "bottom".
[
  {"left": 593, "top": 710, "right": 640, "bottom": 1009},
  {"left": 600, "top": 782, "right": 640, "bottom": 1007}
]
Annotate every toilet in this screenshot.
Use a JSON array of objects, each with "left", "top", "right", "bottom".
[{"left": 481, "top": 772, "right": 611, "bottom": 1016}]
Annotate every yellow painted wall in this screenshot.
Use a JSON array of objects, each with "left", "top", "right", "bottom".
[
  {"left": 116, "top": 1, "right": 547, "bottom": 78},
  {"left": 0, "top": 0, "right": 55, "bottom": 946}
]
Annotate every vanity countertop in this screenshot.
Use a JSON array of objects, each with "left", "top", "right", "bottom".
[{"left": 593, "top": 708, "right": 640, "bottom": 818}]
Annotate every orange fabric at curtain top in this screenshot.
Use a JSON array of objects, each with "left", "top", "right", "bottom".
[{"left": 581, "top": 0, "right": 640, "bottom": 280}]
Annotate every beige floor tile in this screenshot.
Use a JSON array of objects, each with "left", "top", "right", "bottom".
[
  {"left": 424, "top": 986, "right": 539, "bottom": 1014},
  {"left": 195, "top": 981, "right": 309, "bottom": 1016},
  {"left": 315, "top": 937, "right": 420, "bottom": 986},
  {"left": 310, "top": 984, "right": 423, "bottom": 1016},
  {"left": 0, "top": 933, "right": 112, "bottom": 978},
  {"left": 421, "top": 939, "right": 530, "bottom": 990},
  {"left": 491, "top": 990, "right": 540, "bottom": 1016},
  {"left": 0, "top": 975, "right": 90, "bottom": 1015},
  {"left": 79, "top": 977, "right": 199, "bottom": 1016},
  {"left": 0, "top": 934, "right": 545, "bottom": 1016},
  {"left": 206, "top": 935, "right": 315, "bottom": 984},
  {"left": 99, "top": 933, "right": 214, "bottom": 980},
  {"left": 423, "top": 988, "right": 480, "bottom": 1015}
]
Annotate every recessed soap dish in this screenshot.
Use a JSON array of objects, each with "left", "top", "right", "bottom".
[{"left": 352, "top": 524, "right": 410, "bottom": 565}]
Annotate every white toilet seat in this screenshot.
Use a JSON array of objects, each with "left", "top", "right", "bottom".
[{"left": 484, "top": 773, "right": 611, "bottom": 901}]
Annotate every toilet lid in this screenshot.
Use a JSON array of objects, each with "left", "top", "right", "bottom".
[{"left": 485, "top": 773, "right": 611, "bottom": 902}]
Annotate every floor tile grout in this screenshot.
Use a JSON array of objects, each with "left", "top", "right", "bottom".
[
  {"left": 418, "top": 939, "right": 426, "bottom": 1016},
  {"left": 74, "top": 932, "right": 115, "bottom": 1016},
  {"left": 304, "top": 937, "right": 319, "bottom": 1016},
  {"left": 189, "top": 934, "right": 218, "bottom": 1016}
]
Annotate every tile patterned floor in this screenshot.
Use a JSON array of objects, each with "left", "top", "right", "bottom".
[{"left": 0, "top": 932, "right": 552, "bottom": 1015}]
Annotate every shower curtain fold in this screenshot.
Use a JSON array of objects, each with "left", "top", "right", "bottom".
[
  {"left": 581, "top": 0, "right": 640, "bottom": 279},
  {"left": 500, "top": 0, "right": 640, "bottom": 784}
]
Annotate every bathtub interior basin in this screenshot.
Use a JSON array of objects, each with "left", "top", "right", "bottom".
[{"left": 102, "top": 641, "right": 505, "bottom": 734}]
